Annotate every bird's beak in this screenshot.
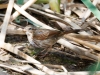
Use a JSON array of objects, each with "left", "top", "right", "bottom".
[
  {"left": 23, "top": 28, "right": 27, "bottom": 33},
  {"left": 23, "top": 29, "right": 26, "bottom": 31},
  {"left": 20, "top": 26, "right": 26, "bottom": 32}
]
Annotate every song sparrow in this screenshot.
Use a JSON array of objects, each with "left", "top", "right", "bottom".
[{"left": 24, "top": 25, "right": 82, "bottom": 57}]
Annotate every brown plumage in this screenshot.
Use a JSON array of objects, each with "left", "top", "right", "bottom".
[{"left": 24, "top": 25, "right": 82, "bottom": 56}]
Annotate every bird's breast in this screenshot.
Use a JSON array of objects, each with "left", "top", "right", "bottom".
[{"left": 31, "top": 37, "right": 57, "bottom": 48}]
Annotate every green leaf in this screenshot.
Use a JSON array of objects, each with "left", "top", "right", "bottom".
[
  {"left": 16, "top": 0, "right": 24, "bottom": 5},
  {"left": 49, "top": 0, "right": 60, "bottom": 13},
  {"left": 25, "top": 19, "right": 42, "bottom": 27},
  {"left": 35, "top": 0, "right": 49, "bottom": 4},
  {"left": 81, "top": 0, "right": 100, "bottom": 21},
  {"left": 86, "top": 61, "right": 100, "bottom": 75},
  {"left": 15, "top": 16, "right": 21, "bottom": 24}
]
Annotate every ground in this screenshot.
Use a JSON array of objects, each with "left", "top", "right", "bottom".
[{"left": 0, "top": 35, "right": 94, "bottom": 75}]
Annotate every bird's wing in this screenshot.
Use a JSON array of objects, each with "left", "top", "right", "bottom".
[{"left": 33, "top": 29, "right": 60, "bottom": 40}]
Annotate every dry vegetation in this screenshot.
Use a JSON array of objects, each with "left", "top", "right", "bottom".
[{"left": 0, "top": 0, "right": 100, "bottom": 75}]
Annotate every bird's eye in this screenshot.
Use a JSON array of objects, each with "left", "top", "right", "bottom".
[{"left": 29, "top": 28, "right": 33, "bottom": 30}]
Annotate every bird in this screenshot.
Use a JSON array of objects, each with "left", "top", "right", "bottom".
[{"left": 24, "top": 25, "right": 82, "bottom": 57}]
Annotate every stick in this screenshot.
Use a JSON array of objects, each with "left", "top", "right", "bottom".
[
  {"left": 57, "top": 38, "right": 98, "bottom": 60},
  {"left": 11, "top": 0, "right": 37, "bottom": 21},
  {"left": 0, "top": 43, "right": 66, "bottom": 75},
  {"left": 0, "top": 64, "right": 25, "bottom": 74},
  {"left": 0, "top": 0, "right": 14, "bottom": 42},
  {"left": 68, "top": 34, "right": 100, "bottom": 41},
  {"left": 64, "top": 35, "right": 100, "bottom": 51},
  {"left": 81, "top": 0, "right": 99, "bottom": 23},
  {"left": 28, "top": 7, "right": 69, "bottom": 25},
  {"left": 13, "top": 3, "right": 53, "bottom": 29}
]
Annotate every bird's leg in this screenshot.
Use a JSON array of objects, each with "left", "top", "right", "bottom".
[
  {"left": 36, "top": 47, "right": 52, "bottom": 59},
  {"left": 42, "top": 47, "right": 51, "bottom": 57}
]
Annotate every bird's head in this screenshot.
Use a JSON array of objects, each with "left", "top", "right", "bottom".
[
  {"left": 24, "top": 25, "right": 35, "bottom": 33},
  {"left": 23, "top": 25, "right": 36, "bottom": 37}
]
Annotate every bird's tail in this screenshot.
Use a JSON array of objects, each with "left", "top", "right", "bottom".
[
  {"left": 58, "top": 29, "right": 83, "bottom": 37},
  {"left": 64, "top": 29, "right": 83, "bottom": 34}
]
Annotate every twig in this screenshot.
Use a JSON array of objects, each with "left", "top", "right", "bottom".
[
  {"left": 57, "top": 38, "right": 98, "bottom": 61},
  {"left": 0, "top": 23, "right": 25, "bottom": 35},
  {"left": 13, "top": 3, "right": 53, "bottom": 29},
  {"left": 30, "top": 4, "right": 64, "bottom": 18},
  {"left": 0, "top": 0, "right": 14, "bottom": 43},
  {"left": 68, "top": 34, "right": 100, "bottom": 41},
  {"left": 45, "top": 64, "right": 67, "bottom": 72},
  {"left": 18, "top": 65, "right": 46, "bottom": 75},
  {"left": 14, "top": 3, "right": 90, "bottom": 36},
  {"left": 0, "top": 3, "right": 8, "bottom": 9},
  {"left": 81, "top": 16, "right": 96, "bottom": 29},
  {"left": 0, "top": 14, "right": 5, "bottom": 17},
  {"left": 28, "top": 7, "right": 69, "bottom": 25},
  {"left": 0, "top": 64, "right": 25, "bottom": 74},
  {"left": 11, "top": 0, "right": 37, "bottom": 21},
  {"left": 64, "top": 18, "right": 90, "bottom": 36},
  {"left": 0, "top": 43, "right": 68, "bottom": 75},
  {"left": 81, "top": 0, "right": 99, "bottom": 23},
  {"left": 64, "top": 35, "right": 100, "bottom": 51}
]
